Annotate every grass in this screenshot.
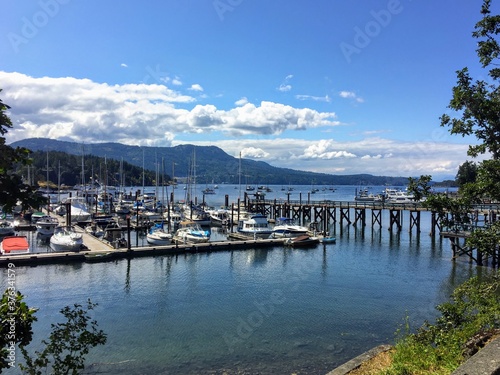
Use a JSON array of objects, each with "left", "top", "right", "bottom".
[{"left": 347, "top": 270, "right": 500, "bottom": 375}]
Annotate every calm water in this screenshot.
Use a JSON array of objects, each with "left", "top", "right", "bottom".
[{"left": 1, "top": 185, "right": 487, "bottom": 374}]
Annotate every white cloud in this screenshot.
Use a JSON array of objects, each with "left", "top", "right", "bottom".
[
  {"left": 0, "top": 71, "right": 339, "bottom": 144},
  {"left": 241, "top": 147, "right": 269, "bottom": 158},
  {"left": 172, "top": 77, "right": 182, "bottom": 85},
  {"left": 277, "top": 74, "right": 293, "bottom": 92},
  {"left": 339, "top": 90, "right": 364, "bottom": 103},
  {"left": 189, "top": 84, "right": 204, "bottom": 92},
  {"left": 235, "top": 97, "right": 248, "bottom": 106},
  {"left": 295, "top": 94, "right": 331, "bottom": 102},
  {"left": 120, "top": 63, "right": 128, "bottom": 68}
]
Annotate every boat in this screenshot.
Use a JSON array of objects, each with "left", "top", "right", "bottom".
[
  {"left": 319, "top": 235, "right": 336, "bottom": 244},
  {"left": 284, "top": 234, "right": 320, "bottom": 248},
  {"left": 236, "top": 213, "right": 273, "bottom": 239},
  {"left": 202, "top": 187, "right": 216, "bottom": 195},
  {"left": 49, "top": 226, "right": 83, "bottom": 252},
  {"left": 35, "top": 216, "right": 59, "bottom": 238},
  {"left": 30, "top": 211, "right": 47, "bottom": 223},
  {"left": 64, "top": 197, "right": 92, "bottom": 223},
  {"left": 271, "top": 217, "right": 309, "bottom": 238},
  {"left": 354, "top": 188, "right": 381, "bottom": 202},
  {"left": 173, "top": 220, "right": 210, "bottom": 244},
  {"left": 146, "top": 223, "right": 173, "bottom": 245},
  {"left": 1, "top": 236, "right": 30, "bottom": 255},
  {"left": 206, "top": 208, "right": 231, "bottom": 227},
  {"left": 383, "top": 188, "right": 415, "bottom": 203},
  {"left": 0, "top": 220, "right": 15, "bottom": 236}
]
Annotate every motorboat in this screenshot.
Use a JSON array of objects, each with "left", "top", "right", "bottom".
[
  {"left": 35, "top": 216, "right": 59, "bottom": 238},
  {"left": 173, "top": 220, "right": 210, "bottom": 244},
  {"left": 0, "top": 220, "right": 15, "bottom": 236},
  {"left": 384, "top": 188, "right": 415, "bottom": 203},
  {"left": 206, "top": 208, "right": 231, "bottom": 227},
  {"left": 49, "top": 226, "right": 83, "bottom": 252},
  {"left": 147, "top": 223, "right": 173, "bottom": 245},
  {"left": 284, "top": 234, "right": 320, "bottom": 248},
  {"left": 1, "top": 235, "right": 30, "bottom": 255},
  {"left": 236, "top": 213, "right": 273, "bottom": 239},
  {"left": 354, "top": 188, "right": 381, "bottom": 202},
  {"left": 271, "top": 217, "right": 308, "bottom": 238}
]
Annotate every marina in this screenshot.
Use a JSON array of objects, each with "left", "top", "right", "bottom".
[{"left": 0, "top": 184, "right": 498, "bottom": 374}]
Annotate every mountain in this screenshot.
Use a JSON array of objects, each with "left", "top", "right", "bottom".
[{"left": 11, "top": 138, "right": 411, "bottom": 186}]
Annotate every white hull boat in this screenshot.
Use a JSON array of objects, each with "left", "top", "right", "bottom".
[
  {"left": 271, "top": 217, "right": 308, "bottom": 238},
  {"left": 237, "top": 213, "right": 273, "bottom": 239},
  {"left": 50, "top": 226, "right": 83, "bottom": 252},
  {"left": 147, "top": 225, "right": 173, "bottom": 245},
  {"left": 173, "top": 221, "right": 210, "bottom": 244},
  {"left": 35, "top": 216, "right": 59, "bottom": 238}
]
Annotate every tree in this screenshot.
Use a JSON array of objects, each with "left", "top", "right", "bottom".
[
  {"left": 0, "top": 290, "right": 106, "bottom": 375},
  {"left": 0, "top": 290, "right": 38, "bottom": 371},
  {"left": 440, "top": 0, "right": 500, "bottom": 160},
  {"left": 19, "top": 300, "right": 107, "bottom": 375},
  {"left": 455, "top": 160, "right": 478, "bottom": 187},
  {"left": 0, "top": 89, "right": 46, "bottom": 212}
]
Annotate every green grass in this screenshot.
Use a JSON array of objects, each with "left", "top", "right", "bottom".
[{"left": 380, "top": 270, "right": 500, "bottom": 375}]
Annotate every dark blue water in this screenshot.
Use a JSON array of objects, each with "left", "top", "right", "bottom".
[{"left": 1, "top": 185, "right": 484, "bottom": 374}]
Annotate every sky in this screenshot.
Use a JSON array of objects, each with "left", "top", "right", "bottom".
[{"left": 0, "top": 0, "right": 496, "bottom": 181}]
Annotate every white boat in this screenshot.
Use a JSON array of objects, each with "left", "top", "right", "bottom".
[
  {"left": 50, "top": 226, "right": 83, "bottom": 252},
  {"left": 236, "top": 213, "right": 273, "bottom": 239},
  {"left": 173, "top": 220, "right": 210, "bottom": 244},
  {"left": 206, "top": 208, "right": 231, "bottom": 227},
  {"left": 0, "top": 220, "right": 15, "bottom": 236},
  {"left": 35, "top": 216, "right": 59, "bottom": 238},
  {"left": 384, "top": 188, "right": 415, "bottom": 203},
  {"left": 64, "top": 197, "right": 92, "bottom": 222},
  {"left": 354, "top": 188, "right": 381, "bottom": 202},
  {"left": 1, "top": 235, "right": 30, "bottom": 255},
  {"left": 271, "top": 217, "right": 308, "bottom": 238},
  {"left": 147, "top": 224, "right": 172, "bottom": 245}
]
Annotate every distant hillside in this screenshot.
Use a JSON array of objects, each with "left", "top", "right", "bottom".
[{"left": 11, "top": 138, "right": 412, "bottom": 186}]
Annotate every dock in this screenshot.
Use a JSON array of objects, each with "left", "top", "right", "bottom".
[{"left": 0, "top": 236, "right": 286, "bottom": 267}]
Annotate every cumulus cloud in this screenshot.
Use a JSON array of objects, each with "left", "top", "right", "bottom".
[
  {"left": 0, "top": 71, "right": 339, "bottom": 145},
  {"left": 189, "top": 84, "right": 204, "bottom": 92},
  {"left": 241, "top": 147, "right": 269, "bottom": 158}
]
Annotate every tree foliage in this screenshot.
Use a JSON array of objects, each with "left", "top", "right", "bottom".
[
  {"left": 0, "top": 290, "right": 38, "bottom": 371},
  {"left": 455, "top": 160, "right": 478, "bottom": 187},
  {"left": 0, "top": 289, "right": 106, "bottom": 375},
  {"left": 19, "top": 300, "right": 106, "bottom": 375},
  {"left": 0, "top": 90, "right": 46, "bottom": 212},
  {"left": 440, "top": 0, "right": 500, "bottom": 160}
]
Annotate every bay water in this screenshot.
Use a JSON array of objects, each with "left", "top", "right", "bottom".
[{"left": 1, "top": 185, "right": 487, "bottom": 374}]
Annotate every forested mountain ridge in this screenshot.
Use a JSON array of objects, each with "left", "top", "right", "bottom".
[{"left": 12, "top": 138, "right": 412, "bottom": 186}]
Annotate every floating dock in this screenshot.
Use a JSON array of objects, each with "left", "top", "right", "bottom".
[{"left": 0, "top": 236, "right": 286, "bottom": 267}]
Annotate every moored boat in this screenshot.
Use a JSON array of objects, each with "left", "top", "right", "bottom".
[
  {"left": 1, "top": 235, "right": 30, "bottom": 255},
  {"left": 271, "top": 217, "right": 308, "bottom": 238},
  {"left": 50, "top": 226, "right": 83, "bottom": 252},
  {"left": 284, "top": 234, "right": 319, "bottom": 248},
  {"left": 35, "top": 216, "right": 59, "bottom": 238},
  {"left": 236, "top": 213, "right": 273, "bottom": 239},
  {"left": 0, "top": 220, "right": 15, "bottom": 236},
  {"left": 147, "top": 223, "right": 173, "bottom": 245},
  {"left": 173, "top": 220, "right": 210, "bottom": 244}
]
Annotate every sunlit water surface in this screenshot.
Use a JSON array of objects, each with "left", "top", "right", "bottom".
[{"left": 1, "top": 185, "right": 487, "bottom": 374}]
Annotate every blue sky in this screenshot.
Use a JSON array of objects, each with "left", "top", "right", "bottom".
[{"left": 0, "top": 0, "right": 495, "bottom": 180}]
